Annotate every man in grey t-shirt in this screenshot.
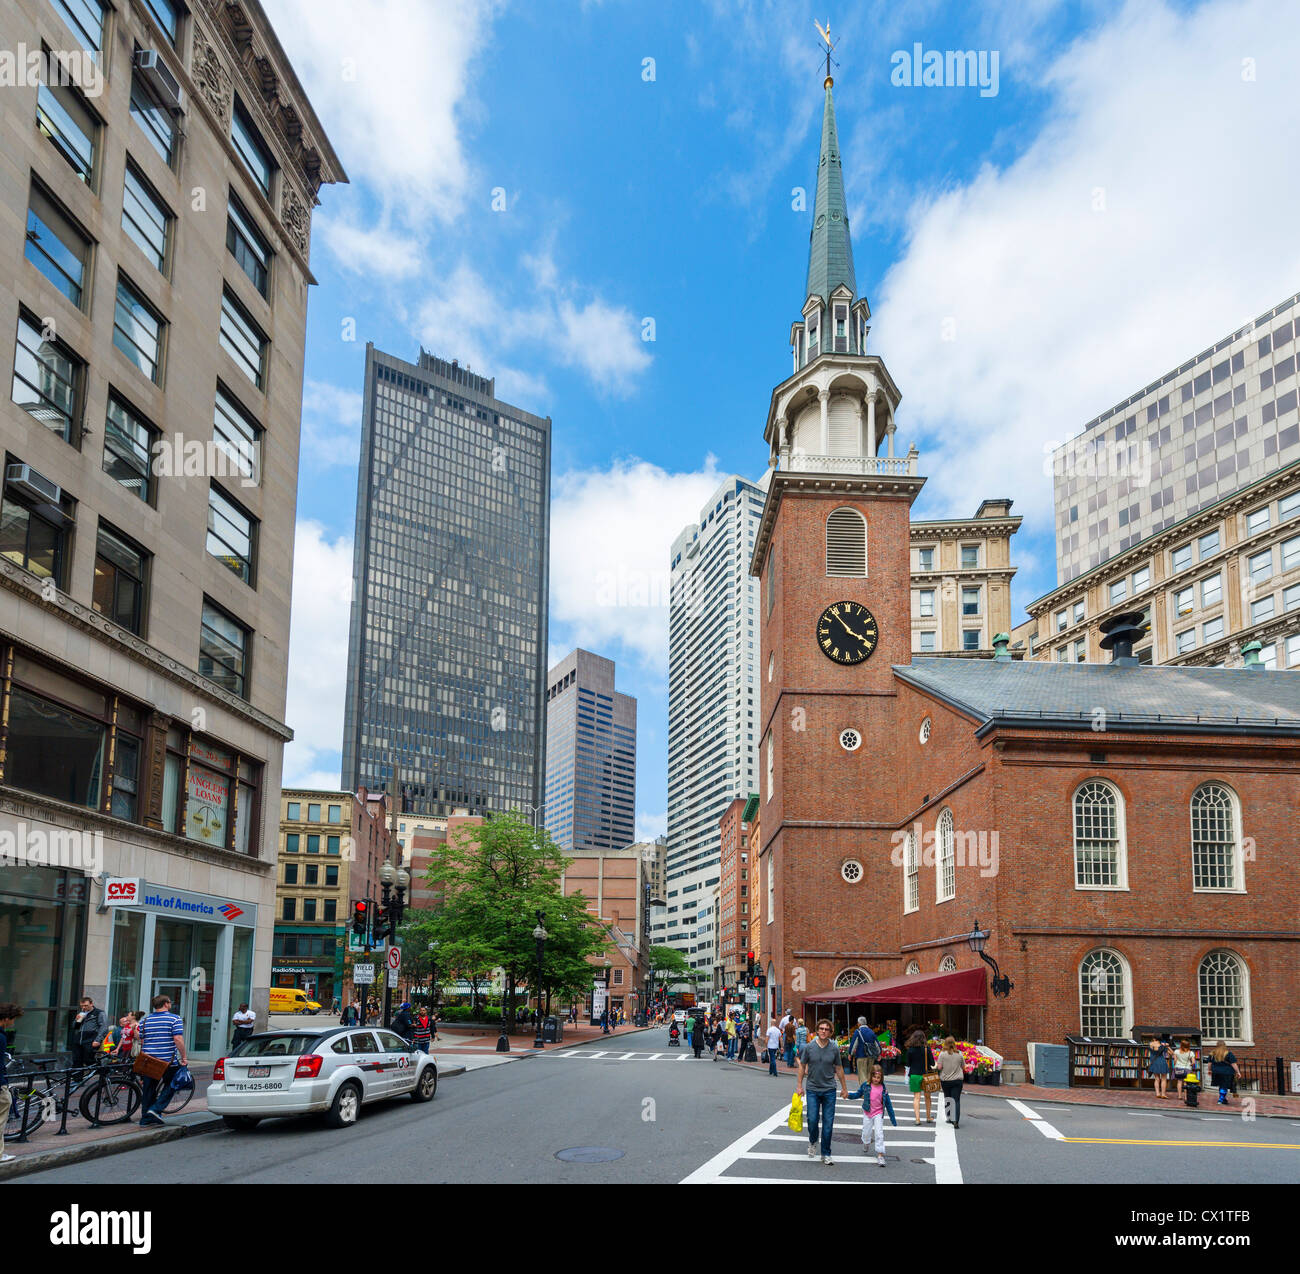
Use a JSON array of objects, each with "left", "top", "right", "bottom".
[{"left": 797, "top": 1018, "right": 850, "bottom": 1164}]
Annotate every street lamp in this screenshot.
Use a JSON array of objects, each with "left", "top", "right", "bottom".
[
  {"left": 378, "top": 860, "right": 410, "bottom": 1028},
  {"left": 532, "top": 911, "right": 548, "bottom": 1049},
  {"left": 967, "top": 918, "right": 1013, "bottom": 998},
  {"left": 427, "top": 939, "right": 439, "bottom": 1009}
]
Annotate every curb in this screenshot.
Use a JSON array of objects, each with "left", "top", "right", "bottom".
[
  {"left": 0, "top": 1061, "right": 473, "bottom": 1181},
  {"left": 513, "top": 1026, "right": 654, "bottom": 1055}
]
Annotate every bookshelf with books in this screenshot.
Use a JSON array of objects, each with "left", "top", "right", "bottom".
[{"left": 1065, "top": 1036, "right": 1148, "bottom": 1089}]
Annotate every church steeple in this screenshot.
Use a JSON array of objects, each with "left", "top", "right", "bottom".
[
  {"left": 805, "top": 79, "right": 857, "bottom": 312},
  {"left": 790, "top": 57, "right": 870, "bottom": 370}
]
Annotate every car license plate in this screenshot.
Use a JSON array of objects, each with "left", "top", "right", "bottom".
[
  {"left": 228, "top": 1081, "right": 283, "bottom": 1092},
  {"left": 248, "top": 1065, "right": 270, "bottom": 1077}
]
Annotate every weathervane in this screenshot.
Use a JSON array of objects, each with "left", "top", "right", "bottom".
[{"left": 815, "top": 19, "right": 839, "bottom": 87}]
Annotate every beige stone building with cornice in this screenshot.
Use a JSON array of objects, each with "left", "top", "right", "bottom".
[{"left": 0, "top": 0, "right": 344, "bottom": 1058}]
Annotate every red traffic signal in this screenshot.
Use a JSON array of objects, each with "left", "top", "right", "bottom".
[{"left": 747, "top": 951, "right": 755, "bottom": 963}]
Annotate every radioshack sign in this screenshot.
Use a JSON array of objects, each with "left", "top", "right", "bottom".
[{"left": 105, "top": 878, "right": 142, "bottom": 906}]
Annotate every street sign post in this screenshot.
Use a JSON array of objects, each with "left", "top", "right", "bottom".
[{"left": 387, "top": 947, "right": 401, "bottom": 972}]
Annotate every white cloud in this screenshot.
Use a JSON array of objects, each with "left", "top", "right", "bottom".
[
  {"left": 262, "top": 0, "right": 489, "bottom": 222},
  {"left": 549, "top": 457, "right": 729, "bottom": 673},
  {"left": 282, "top": 521, "right": 354, "bottom": 788},
  {"left": 417, "top": 256, "right": 650, "bottom": 399},
  {"left": 314, "top": 214, "right": 423, "bottom": 281},
  {"left": 876, "top": 0, "right": 1300, "bottom": 532},
  {"left": 300, "top": 379, "right": 362, "bottom": 470},
  {"left": 636, "top": 811, "right": 667, "bottom": 842}
]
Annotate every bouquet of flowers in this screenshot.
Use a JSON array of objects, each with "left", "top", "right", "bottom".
[{"left": 879, "top": 1044, "right": 901, "bottom": 1060}]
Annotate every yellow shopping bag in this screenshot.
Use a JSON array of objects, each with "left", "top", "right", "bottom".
[{"left": 788, "top": 1092, "right": 804, "bottom": 1132}]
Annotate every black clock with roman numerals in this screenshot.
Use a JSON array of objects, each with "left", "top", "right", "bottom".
[{"left": 816, "top": 600, "right": 879, "bottom": 665}]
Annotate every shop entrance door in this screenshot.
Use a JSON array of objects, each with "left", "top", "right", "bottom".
[{"left": 152, "top": 979, "right": 188, "bottom": 1026}]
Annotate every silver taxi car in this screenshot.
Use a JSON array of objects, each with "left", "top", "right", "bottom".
[{"left": 207, "top": 1026, "right": 437, "bottom": 1130}]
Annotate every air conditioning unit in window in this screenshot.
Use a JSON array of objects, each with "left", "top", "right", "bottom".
[
  {"left": 5, "top": 463, "right": 61, "bottom": 506},
  {"left": 134, "top": 48, "right": 184, "bottom": 114}
]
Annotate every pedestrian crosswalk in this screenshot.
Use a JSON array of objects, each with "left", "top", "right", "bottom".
[
  {"left": 681, "top": 1081, "right": 963, "bottom": 1184},
  {"left": 545, "top": 1048, "right": 706, "bottom": 1062}
]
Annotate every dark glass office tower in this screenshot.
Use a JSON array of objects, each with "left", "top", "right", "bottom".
[{"left": 341, "top": 346, "right": 551, "bottom": 817}]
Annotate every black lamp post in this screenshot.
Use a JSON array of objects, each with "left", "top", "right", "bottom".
[
  {"left": 532, "top": 911, "right": 548, "bottom": 1049},
  {"left": 427, "top": 940, "right": 439, "bottom": 1009},
  {"left": 967, "top": 919, "right": 1013, "bottom": 998}
]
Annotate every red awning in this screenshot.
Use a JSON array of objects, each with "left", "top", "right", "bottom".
[{"left": 807, "top": 967, "right": 987, "bottom": 1006}]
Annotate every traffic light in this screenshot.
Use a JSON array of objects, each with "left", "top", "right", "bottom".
[
  {"left": 351, "top": 901, "right": 368, "bottom": 938},
  {"left": 372, "top": 904, "right": 392, "bottom": 943},
  {"left": 749, "top": 974, "right": 767, "bottom": 989}
]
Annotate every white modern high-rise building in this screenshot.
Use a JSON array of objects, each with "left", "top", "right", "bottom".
[{"left": 658, "top": 474, "right": 768, "bottom": 980}]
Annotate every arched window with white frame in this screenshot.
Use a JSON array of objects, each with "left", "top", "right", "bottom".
[
  {"left": 1191, "top": 783, "right": 1244, "bottom": 891},
  {"left": 938, "top": 955, "right": 957, "bottom": 973},
  {"left": 905, "top": 960, "right": 921, "bottom": 975},
  {"left": 903, "top": 830, "right": 919, "bottom": 914},
  {"left": 1073, "top": 779, "right": 1127, "bottom": 888},
  {"left": 1079, "top": 948, "right": 1131, "bottom": 1038},
  {"left": 1199, "top": 949, "right": 1251, "bottom": 1043},
  {"left": 936, "top": 808, "right": 955, "bottom": 902},
  {"left": 826, "top": 507, "right": 867, "bottom": 577},
  {"left": 833, "top": 967, "right": 871, "bottom": 989}
]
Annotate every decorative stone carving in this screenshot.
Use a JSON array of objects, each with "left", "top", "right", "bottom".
[
  {"left": 281, "top": 184, "right": 310, "bottom": 255},
  {"left": 194, "top": 36, "right": 232, "bottom": 126}
]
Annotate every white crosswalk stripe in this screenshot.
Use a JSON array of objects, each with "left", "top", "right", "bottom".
[{"left": 682, "top": 1081, "right": 961, "bottom": 1185}]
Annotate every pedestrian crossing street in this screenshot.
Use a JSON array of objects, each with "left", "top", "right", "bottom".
[{"left": 681, "top": 1080, "right": 963, "bottom": 1185}]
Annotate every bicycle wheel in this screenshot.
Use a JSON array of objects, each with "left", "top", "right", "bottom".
[
  {"left": 79, "top": 1074, "right": 141, "bottom": 1125},
  {"left": 158, "top": 1081, "right": 194, "bottom": 1114},
  {"left": 7, "top": 1085, "right": 46, "bottom": 1137}
]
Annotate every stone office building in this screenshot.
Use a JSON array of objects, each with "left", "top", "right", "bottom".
[{"left": 0, "top": 0, "right": 342, "bottom": 1057}]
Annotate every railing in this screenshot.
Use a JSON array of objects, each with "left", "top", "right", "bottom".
[
  {"left": 783, "top": 453, "right": 919, "bottom": 477},
  {"left": 3, "top": 1057, "right": 137, "bottom": 1141},
  {"left": 1230, "top": 1057, "right": 1286, "bottom": 1096}
]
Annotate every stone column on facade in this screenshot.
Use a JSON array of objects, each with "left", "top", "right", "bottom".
[
  {"left": 865, "top": 392, "right": 877, "bottom": 459},
  {"left": 777, "top": 416, "right": 790, "bottom": 468},
  {"left": 886, "top": 416, "right": 896, "bottom": 459},
  {"left": 818, "top": 390, "right": 830, "bottom": 456},
  {"left": 144, "top": 711, "right": 170, "bottom": 830}
]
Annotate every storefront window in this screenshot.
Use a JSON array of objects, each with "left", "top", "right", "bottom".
[
  {"left": 107, "top": 908, "right": 145, "bottom": 1019},
  {"left": 227, "top": 925, "right": 252, "bottom": 1038},
  {"left": 185, "top": 739, "right": 232, "bottom": 847},
  {"left": 0, "top": 866, "right": 87, "bottom": 1054}
]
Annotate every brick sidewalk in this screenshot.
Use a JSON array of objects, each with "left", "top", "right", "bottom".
[
  {"left": 429, "top": 1021, "right": 647, "bottom": 1055},
  {"left": 723, "top": 1051, "right": 1300, "bottom": 1118}
]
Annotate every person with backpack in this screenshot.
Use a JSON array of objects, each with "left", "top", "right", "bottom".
[
  {"left": 849, "top": 1017, "right": 881, "bottom": 1085},
  {"left": 783, "top": 1015, "right": 798, "bottom": 1068},
  {"left": 392, "top": 1002, "right": 415, "bottom": 1043}
]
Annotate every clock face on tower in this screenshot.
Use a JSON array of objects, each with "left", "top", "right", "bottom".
[{"left": 816, "top": 601, "right": 879, "bottom": 665}]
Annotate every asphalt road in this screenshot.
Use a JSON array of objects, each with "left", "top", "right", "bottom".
[{"left": 15, "top": 1028, "right": 1300, "bottom": 1185}]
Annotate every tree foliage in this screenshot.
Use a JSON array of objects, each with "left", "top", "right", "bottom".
[{"left": 420, "top": 810, "right": 609, "bottom": 1020}]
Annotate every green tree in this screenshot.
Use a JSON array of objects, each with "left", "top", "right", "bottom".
[
  {"left": 647, "top": 945, "right": 695, "bottom": 984},
  {"left": 422, "top": 810, "right": 607, "bottom": 1028}
]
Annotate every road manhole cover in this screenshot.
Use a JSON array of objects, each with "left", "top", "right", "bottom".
[
  {"left": 555, "top": 1146, "right": 625, "bottom": 1164},
  {"left": 911, "top": 1158, "right": 929, "bottom": 1165}
]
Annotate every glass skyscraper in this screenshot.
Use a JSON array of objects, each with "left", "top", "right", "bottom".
[
  {"left": 544, "top": 649, "right": 637, "bottom": 854},
  {"left": 341, "top": 346, "right": 551, "bottom": 817}
]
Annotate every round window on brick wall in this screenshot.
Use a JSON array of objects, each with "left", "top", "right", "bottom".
[
  {"left": 919, "top": 717, "right": 932, "bottom": 745},
  {"left": 841, "top": 859, "right": 864, "bottom": 884},
  {"left": 839, "top": 727, "right": 862, "bottom": 752}
]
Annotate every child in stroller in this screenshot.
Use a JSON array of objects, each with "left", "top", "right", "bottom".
[{"left": 668, "top": 1020, "right": 680, "bottom": 1046}]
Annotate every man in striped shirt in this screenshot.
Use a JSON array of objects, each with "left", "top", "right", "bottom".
[{"left": 138, "top": 994, "right": 187, "bottom": 1126}]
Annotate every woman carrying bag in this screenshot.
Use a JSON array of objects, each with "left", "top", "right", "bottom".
[
  {"left": 935, "top": 1036, "right": 965, "bottom": 1130},
  {"left": 905, "top": 1027, "right": 934, "bottom": 1124}
]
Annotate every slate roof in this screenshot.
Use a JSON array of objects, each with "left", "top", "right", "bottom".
[
  {"left": 892, "top": 658, "right": 1300, "bottom": 736},
  {"left": 805, "top": 83, "right": 857, "bottom": 314}
]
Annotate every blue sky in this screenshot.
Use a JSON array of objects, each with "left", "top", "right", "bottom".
[{"left": 265, "top": 0, "right": 1300, "bottom": 839}]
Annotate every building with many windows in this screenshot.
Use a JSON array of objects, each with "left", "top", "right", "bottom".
[
  {"left": 544, "top": 648, "right": 636, "bottom": 855},
  {"left": 659, "top": 474, "right": 767, "bottom": 980},
  {"left": 0, "top": 0, "right": 343, "bottom": 1058},
  {"left": 717, "top": 794, "right": 756, "bottom": 991},
  {"left": 271, "top": 788, "right": 390, "bottom": 1007},
  {"left": 341, "top": 346, "right": 551, "bottom": 820},
  {"left": 1051, "top": 291, "right": 1300, "bottom": 585},
  {"left": 911, "top": 500, "right": 1021, "bottom": 655}
]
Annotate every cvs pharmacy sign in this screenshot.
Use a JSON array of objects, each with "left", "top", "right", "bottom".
[{"left": 105, "top": 877, "right": 142, "bottom": 906}]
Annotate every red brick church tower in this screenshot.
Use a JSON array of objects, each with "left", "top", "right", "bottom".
[{"left": 750, "top": 67, "right": 924, "bottom": 1010}]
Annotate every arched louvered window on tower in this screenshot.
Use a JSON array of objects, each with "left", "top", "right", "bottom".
[{"left": 826, "top": 507, "right": 867, "bottom": 577}]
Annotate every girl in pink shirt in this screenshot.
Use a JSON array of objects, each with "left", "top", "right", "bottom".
[{"left": 848, "top": 1063, "right": 898, "bottom": 1167}]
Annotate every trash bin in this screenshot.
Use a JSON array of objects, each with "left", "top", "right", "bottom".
[{"left": 542, "top": 1016, "right": 562, "bottom": 1043}]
